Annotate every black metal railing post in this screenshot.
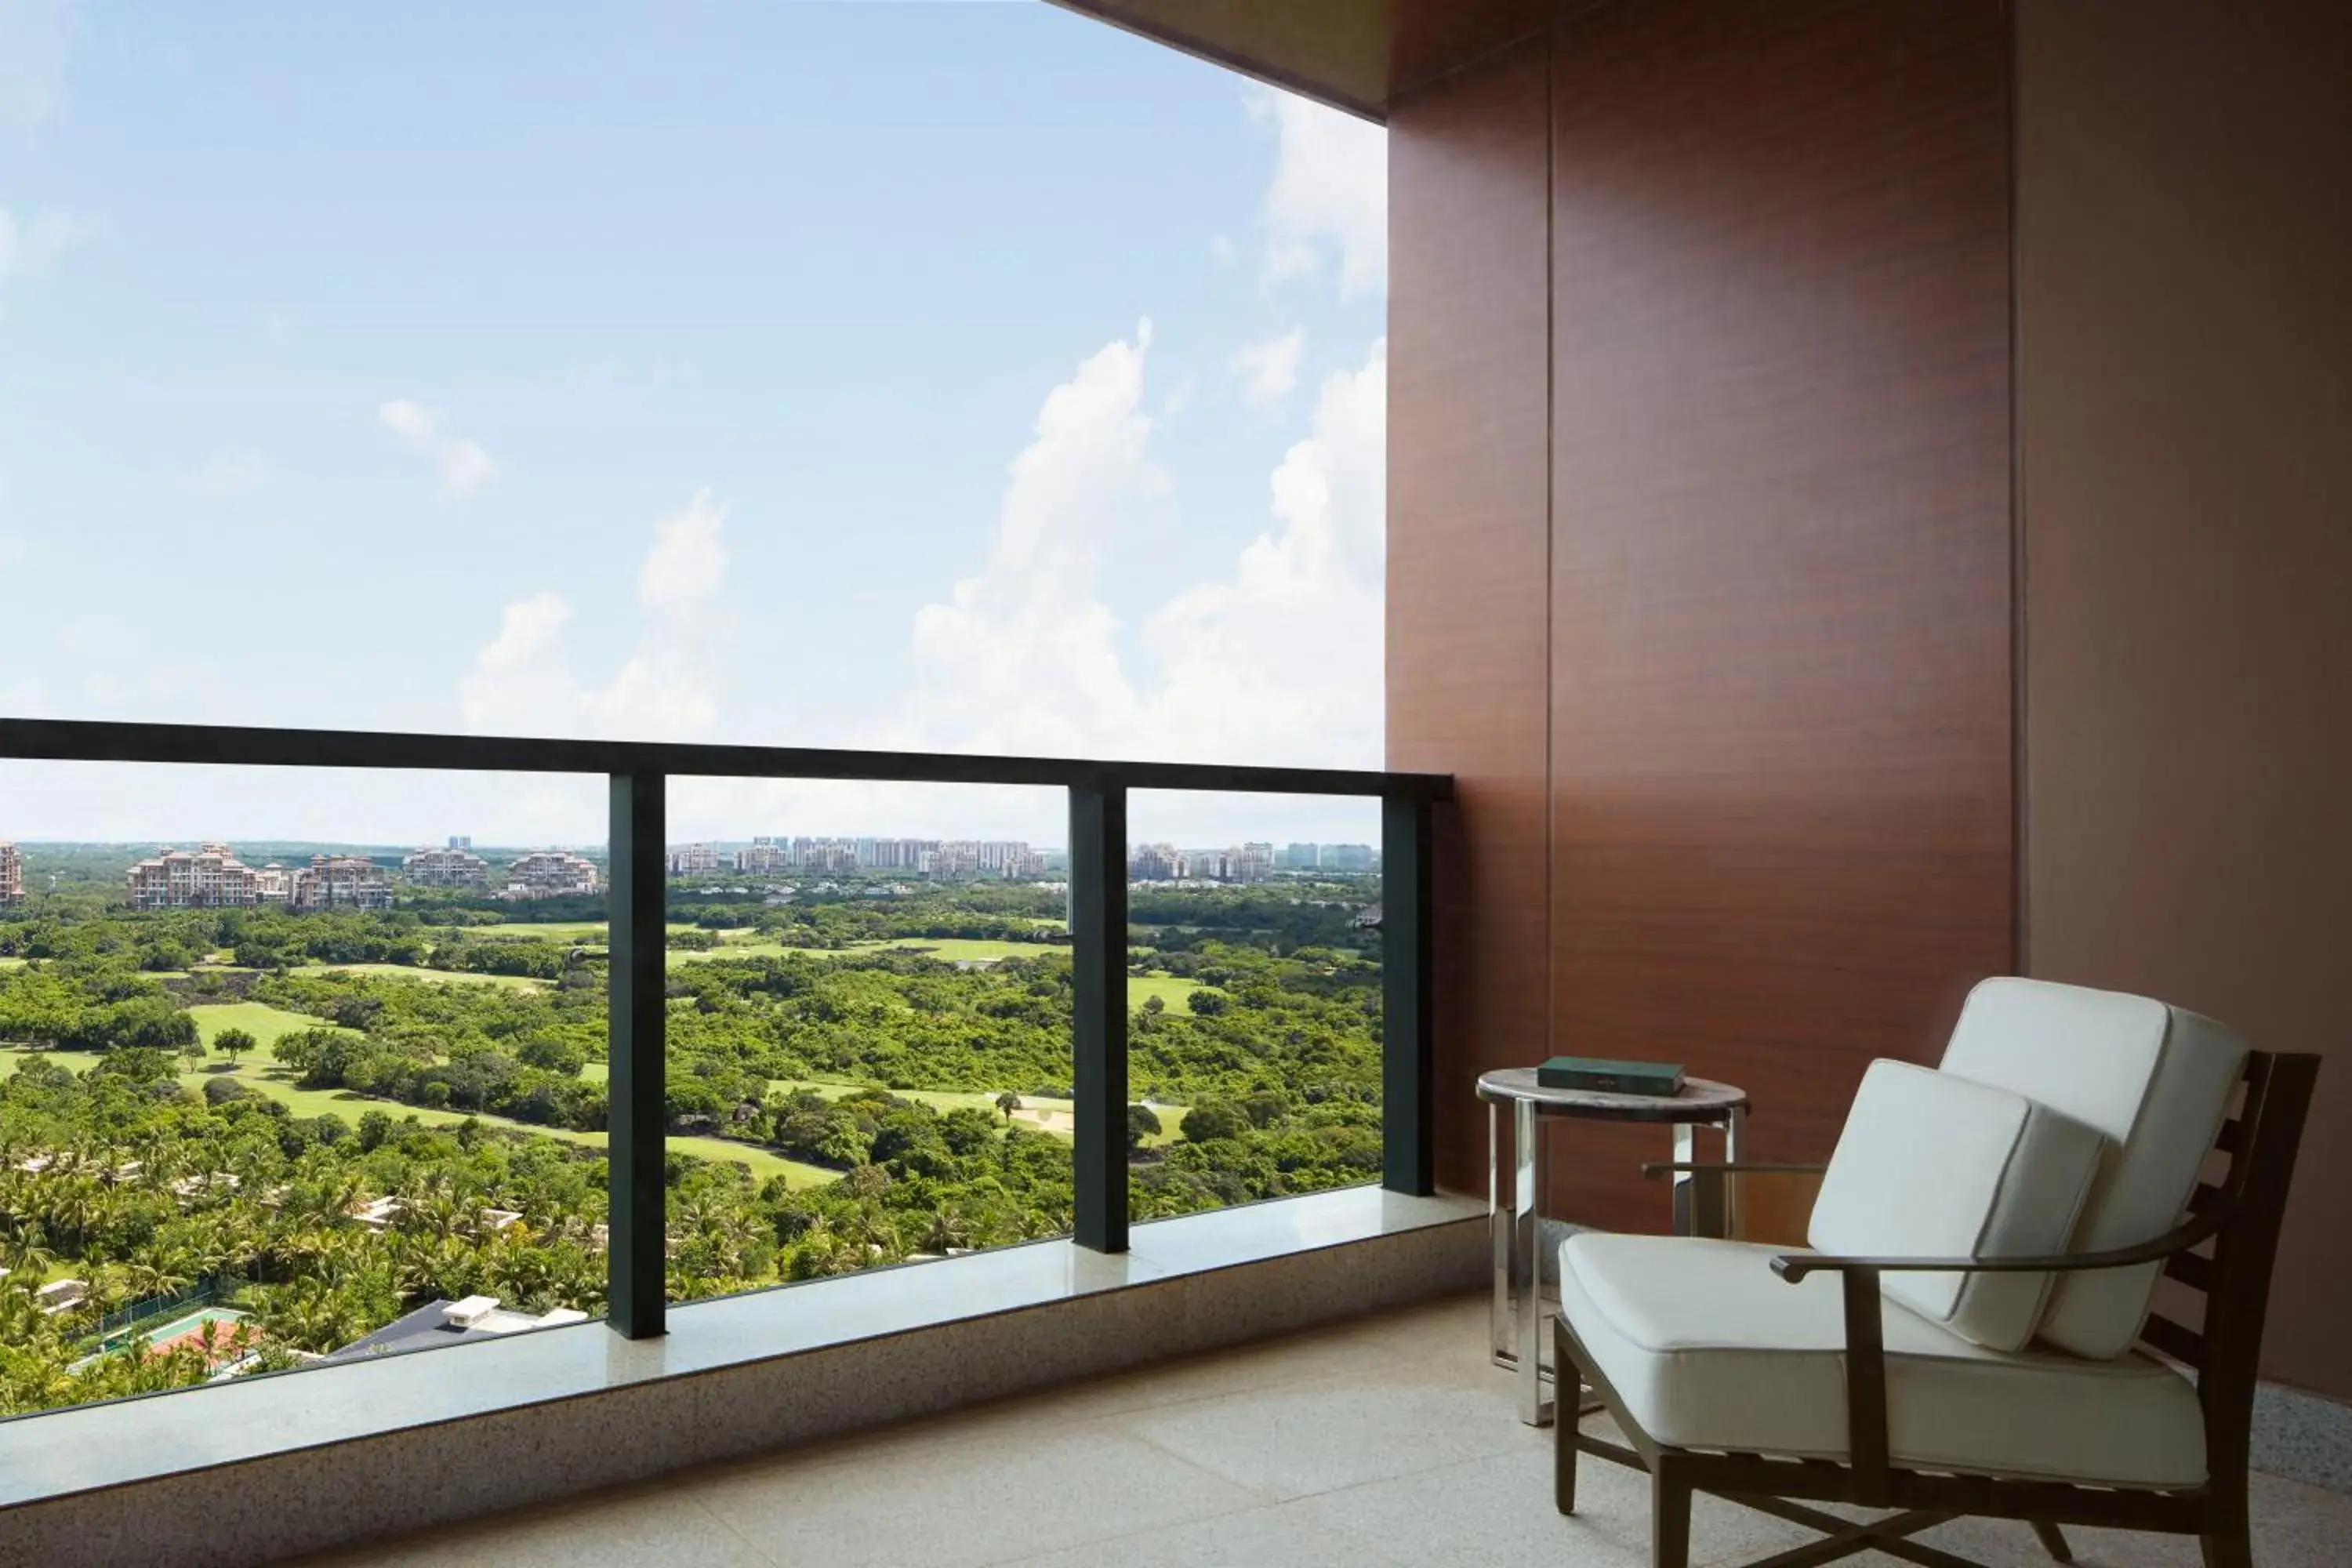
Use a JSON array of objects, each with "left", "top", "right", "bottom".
[
  {"left": 1381, "top": 793, "right": 1435, "bottom": 1196},
  {"left": 608, "top": 771, "right": 667, "bottom": 1337},
  {"left": 1069, "top": 777, "right": 1130, "bottom": 1252}
]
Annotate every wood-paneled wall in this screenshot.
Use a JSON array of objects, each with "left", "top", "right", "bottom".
[
  {"left": 1387, "top": 42, "right": 1555, "bottom": 1198},
  {"left": 1388, "top": 0, "right": 2017, "bottom": 1226},
  {"left": 2016, "top": 0, "right": 2352, "bottom": 1401}
]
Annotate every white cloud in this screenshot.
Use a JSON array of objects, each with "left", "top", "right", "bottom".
[
  {"left": 176, "top": 452, "right": 270, "bottom": 500},
  {"left": 0, "top": 0, "right": 72, "bottom": 135},
  {"left": 1250, "top": 86, "right": 1387, "bottom": 299},
  {"left": 0, "top": 205, "right": 89, "bottom": 285},
  {"left": 876, "top": 321, "right": 1385, "bottom": 786},
  {"left": 1229, "top": 328, "right": 1305, "bottom": 417},
  {"left": 459, "top": 488, "right": 732, "bottom": 739},
  {"left": 378, "top": 397, "right": 498, "bottom": 500},
  {"left": 456, "top": 591, "right": 579, "bottom": 734},
  {"left": 895, "top": 320, "right": 1163, "bottom": 760},
  {"left": 1141, "top": 338, "right": 1387, "bottom": 770}
]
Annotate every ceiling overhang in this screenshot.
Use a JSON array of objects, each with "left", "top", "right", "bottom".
[{"left": 1045, "top": 0, "right": 1555, "bottom": 122}]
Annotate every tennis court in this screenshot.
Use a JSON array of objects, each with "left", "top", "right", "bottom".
[{"left": 102, "top": 1306, "right": 254, "bottom": 1363}]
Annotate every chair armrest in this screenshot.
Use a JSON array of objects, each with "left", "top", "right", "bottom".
[
  {"left": 1638, "top": 1160, "right": 1828, "bottom": 1181},
  {"left": 1769, "top": 1203, "right": 2227, "bottom": 1283}
]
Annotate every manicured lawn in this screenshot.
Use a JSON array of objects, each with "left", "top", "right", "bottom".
[
  {"left": 187, "top": 1001, "right": 358, "bottom": 1048},
  {"left": 665, "top": 939, "right": 791, "bottom": 968},
  {"left": 763, "top": 1078, "right": 1189, "bottom": 1148},
  {"left": 471, "top": 919, "right": 612, "bottom": 939},
  {"left": 188, "top": 1062, "right": 830, "bottom": 1185},
  {"left": 1, "top": 1047, "right": 111, "bottom": 1078},
  {"left": 292, "top": 962, "right": 544, "bottom": 992},
  {"left": 471, "top": 920, "right": 701, "bottom": 942},
  {"left": 0, "top": 956, "right": 26, "bottom": 969},
  {"left": 681, "top": 936, "right": 1069, "bottom": 967},
  {"left": 1128, "top": 972, "right": 1209, "bottom": 1011},
  {"left": 870, "top": 937, "right": 1069, "bottom": 964}
]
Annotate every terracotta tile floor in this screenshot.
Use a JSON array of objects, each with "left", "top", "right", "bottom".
[{"left": 292, "top": 1294, "right": 2352, "bottom": 1566}]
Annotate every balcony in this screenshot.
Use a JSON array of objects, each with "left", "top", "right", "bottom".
[
  {"left": 5, "top": 0, "right": 2347, "bottom": 1562},
  {"left": 68, "top": 1294, "right": 2352, "bottom": 1568}
]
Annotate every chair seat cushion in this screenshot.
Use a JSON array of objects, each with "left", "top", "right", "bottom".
[{"left": 1558, "top": 1233, "right": 2205, "bottom": 1489}]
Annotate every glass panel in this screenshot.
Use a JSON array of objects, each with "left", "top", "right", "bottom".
[
  {"left": 0, "top": 763, "right": 609, "bottom": 1416},
  {"left": 660, "top": 780, "right": 1071, "bottom": 1305},
  {"left": 1123, "top": 791, "right": 1384, "bottom": 1223}
]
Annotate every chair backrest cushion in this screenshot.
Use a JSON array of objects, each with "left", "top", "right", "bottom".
[
  {"left": 1936, "top": 977, "right": 2249, "bottom": 1359},
  {"left": 1810, "top": 1059, "right": 2105, "bottom": 1352}
]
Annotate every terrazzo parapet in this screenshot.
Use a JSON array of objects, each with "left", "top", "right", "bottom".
[{"left": 0, "top": 1197, "right": 1483, "bottom": 1568}]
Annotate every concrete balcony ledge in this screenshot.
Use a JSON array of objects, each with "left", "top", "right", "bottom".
[{"left": 0, "top": 1186, "right": 1483, "bottom": 1568}]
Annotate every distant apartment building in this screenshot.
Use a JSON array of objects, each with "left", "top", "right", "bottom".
[
  {"left": 500, "top": 851, "right": 600, "bottom": 900},
  {"left": 739, "top": 836, "right": 1042, "bottom": 877},
  {"left": 791, "top": 837, "right": 861, "bottom": 874},
  {"left": 1280, "top": 842, "right": 1320, "bottom": 871},
  {"left": 0, "top": 840, "right": 21, "bottom": 906},
  {"left": 447, "top": 835, "right": 473, "bottom": 851},
  {"left": 404, "top": 845, "right": 491, "bottom": 888},
  {"left": 734, "top": 837, "right": 789, "bottom": 875},
  {"left": 1129, "top": 843, "right": 1185, "bottom": 881},
  {"left": 290, "top": 855, "right": 396, "bottom": 911},
  {"left": 666, "top": 842, "right": 720, "bottom": 877},
  {"left": 1234, "top": 842, "right": 1274, "bottom": 884},
  {"left": 866, "top": 837, "right": 938, "bottom": 872},
  {"left": 1321, "top": 843, "right": 1377, "bottom": 872},
  {"left": 124, "top": 843, "right": 269, "bottom": 908}
]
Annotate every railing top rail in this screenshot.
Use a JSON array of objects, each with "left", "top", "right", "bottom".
[{"left": 0, "top": 718, "right": 1454, "bottom": 801}]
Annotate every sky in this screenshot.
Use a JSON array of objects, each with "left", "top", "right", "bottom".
[{"left": 0, "top": 0, "right": 1387, "bottom": 851}]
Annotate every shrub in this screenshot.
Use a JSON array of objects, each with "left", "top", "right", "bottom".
[{"left": 202, "top": 1075, "right": 252, "bottom": 1105}]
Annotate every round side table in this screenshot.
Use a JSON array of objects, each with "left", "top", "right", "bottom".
[{"left": 1475, "top": 1067, "right": 1750, "bottom": 1427}]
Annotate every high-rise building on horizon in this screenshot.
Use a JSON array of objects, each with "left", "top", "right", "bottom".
[
  {"left": 666, "top": 843, "right": 721, "bottom": 877},
  {"left": 125, "top": 843, "right": 269, "bottom": 909},
  {"left": 405, "top": 845, "right": 492, "bottom": 888},
  {"left": 448, "top": 835, "right": 473, "bottom": 851},
  {"left": 291, "top": 855, "right": 397, "bottom": 911},
  {"left": 1129, "top": 843, "right": 1185, "bottom": 881},
  {"left": 0, "top": 840, "right": 22, "bottom": 906},
  {"left": 501, "top": 850, "right": 600, "bottom": 901}
]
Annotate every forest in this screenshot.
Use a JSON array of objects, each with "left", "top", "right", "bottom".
[{"left": 0, "top": 865, "right": 1384, "bottom": 1417}]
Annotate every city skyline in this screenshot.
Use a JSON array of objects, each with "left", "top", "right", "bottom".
[{"left": 0, "top": 832, "right": 1379, "bottom": 862}]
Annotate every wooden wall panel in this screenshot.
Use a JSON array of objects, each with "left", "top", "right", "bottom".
[
  {"left": 1387, "top": 38, "right": 1555, "bottom": 1197},
  {"left": 1542, "top": 0, "right": 2017, "bottom": 1228},
  {"left": 2017, "top": 0, "right": 2352, "bottom": 1400}
]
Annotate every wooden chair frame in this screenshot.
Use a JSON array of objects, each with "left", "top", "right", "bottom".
[{"left": 1552, "top": 1051, "right": 2321, "bottom": 1568}]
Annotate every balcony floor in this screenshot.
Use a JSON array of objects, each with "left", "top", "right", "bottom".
[{"left": 289, "top": 1293, "right": 2349, "bottom": 1568}]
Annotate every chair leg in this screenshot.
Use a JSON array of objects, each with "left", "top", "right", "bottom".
[
  {"left": 1651, "top": 1457, "right": 1693, "bottom": 1568},
  {"left": 1554, "top": 1318, "right": 1578, "bottom": 1515},
  {"left": 2029, "top": 1519, "right": 2072, "bottom": 1562},
  {"left": 2201, "top": 1514, "right": 2253, "bottom": 1567},
  {"left": 2201, "top": 1469, "right": 2253, "bottom": 1568}
]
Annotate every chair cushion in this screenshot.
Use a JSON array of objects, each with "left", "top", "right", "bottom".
[
  {"left": 1559, "top": 1233, "right": 2206, "bottom": 1488},
  {"left": 1809, "top": 1059, "right": 2104, "bottom": 1352},
  {"left": 1937, "top": 977, "right": 2249, "bottom": 1359}
]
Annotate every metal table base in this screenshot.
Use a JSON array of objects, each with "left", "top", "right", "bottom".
[{"left": 1485, "top": 1085, "right": 1747, "bottom": 1427}]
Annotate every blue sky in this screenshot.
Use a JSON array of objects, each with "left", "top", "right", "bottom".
[{"left": 0, "top": 1, "right": 1387, "bottom": 849}]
